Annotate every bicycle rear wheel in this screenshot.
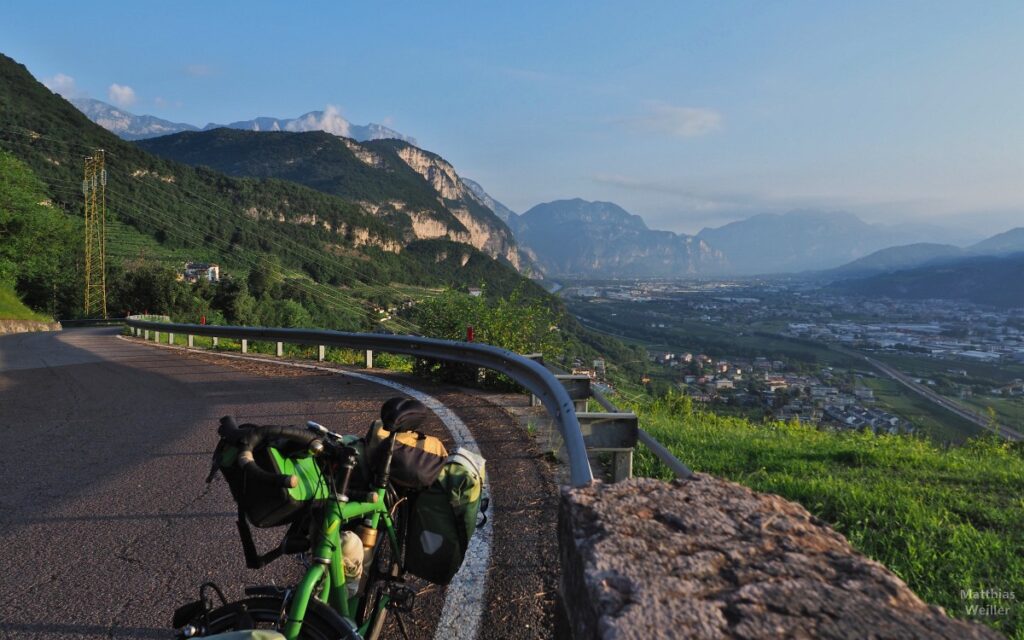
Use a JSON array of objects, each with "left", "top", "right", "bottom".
[{"left": 201, "top": 595, "right": 358, "bottom": 640}]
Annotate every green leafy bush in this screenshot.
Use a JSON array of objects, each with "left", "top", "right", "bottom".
[{"left": 412, "top": 286, "right": 563, "bottom": 388}]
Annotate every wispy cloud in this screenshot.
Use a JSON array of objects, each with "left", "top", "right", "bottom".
[
  {"left": 593, "top": 174, "right": 757, "bottom": 211},
  {"left": 43, "top": 73, "right": 82, "bottom": 97},
  {"left": 107, "top": 83, "right": 137, "bottom": 108},
  {"left": 626, "top": 102, "right": 723, "bottom": 138},
  {"left": 184, "top": 63, "right": 214, "bottom": 77}
]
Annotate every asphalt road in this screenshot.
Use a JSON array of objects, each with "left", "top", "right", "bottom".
[{"left": 0, "top": 328, "right": 561, "bottom": 639}]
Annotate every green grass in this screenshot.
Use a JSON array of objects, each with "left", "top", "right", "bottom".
[
  {"left": 963, "top": 396, "right": 1024, "bottom": 429},
  {"left": 0, "top": 284, "right": 50, "bottom": 321},
  {"left": 630, "top": 396, "right": 1024, "bottom": 639}
]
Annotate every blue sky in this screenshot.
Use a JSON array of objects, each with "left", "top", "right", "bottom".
[{"left": 4, "top": 1, "right": 1022, "bottom": 235}]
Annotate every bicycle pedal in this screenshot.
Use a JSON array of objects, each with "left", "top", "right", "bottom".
[{"left": 386, "top": 584, "right": 416, "bottom": 613}]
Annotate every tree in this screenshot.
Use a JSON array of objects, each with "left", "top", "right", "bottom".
[
  {"left": 247, "top": 255, "right": 283, "bottom": 298},
  {"left": 0, "top": 150, "right": 79, "bottom": 317}
]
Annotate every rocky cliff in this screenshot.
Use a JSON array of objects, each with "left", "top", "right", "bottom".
[{"left": 138, "top": 131, "right": 527, "bottom": 270}]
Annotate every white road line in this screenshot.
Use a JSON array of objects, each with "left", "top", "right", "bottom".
[{"left": 116, "top": 335, "right": 491, "bottom": 640}]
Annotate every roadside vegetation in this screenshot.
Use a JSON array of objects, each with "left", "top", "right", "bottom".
[
  {"left": 0, "top": 283, "right": 50, "bottom": 321},
  {"left": 628, "top": 391, "right": 1024, "bottom": 639}
]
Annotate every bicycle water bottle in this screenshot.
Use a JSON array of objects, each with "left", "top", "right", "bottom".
[{"left": 341, "top": 531, "right": 364, "bottom": 598}]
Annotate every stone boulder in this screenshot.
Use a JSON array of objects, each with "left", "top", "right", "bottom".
[{"left": 559, "top": 475, "right": 1004, "bottom": 639}]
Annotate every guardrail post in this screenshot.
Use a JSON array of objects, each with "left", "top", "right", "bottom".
[
  {"left": 556, "top": 374, "right": 592, "bottom": 413},
  {"left": 168, "top": 332, "right": 174, "bottom": 345},
  {"left": 276, "top": 341, "right": 283, "bottom": 357},
  {"left": 213, "top": 337, "right": 219, "bottom": 347},
  {"left": 318, "top": 345, "right": 325, "bottom": 362},
  {"left": 612, "top": 450, "right": 633, "bottom": 482},
  {"left": 241, "top": 339, "right": 248, "bottom": 354},
  {"left": 155, "top": 331, "right": 160, "bottom": 343},
  {"left": 187, "top": 335, "right": 194, "bottom": 347},
  {"left": 365, "top": 350, "right": 373, "bottom": 369},
  {"left": 525, "top": 353, "right": 545, "bottom": 406},
  {"left": 144, "top": 330, "right": 149, "bottom": 340}
]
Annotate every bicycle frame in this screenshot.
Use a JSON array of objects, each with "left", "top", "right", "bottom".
[{"left": 281, "top": 485, "right": 400, "bottom": 639}]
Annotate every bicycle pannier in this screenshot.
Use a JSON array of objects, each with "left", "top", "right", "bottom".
[
  {"left": 404, "top": 448, "right": 487, "bottom": 585},
  {"left": 216, "top": 434, "right": 329, "bottom": 528},
  {"left": 366, "top": 420, "right": 448, "bottom": 491}
]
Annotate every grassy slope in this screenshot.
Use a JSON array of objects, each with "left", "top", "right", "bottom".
[
  {"left": 0, "top": 284, "right": 50, "bottom": 321},
  {"left": 631, "top": 401, "right": 1024, "bottom": 639}
]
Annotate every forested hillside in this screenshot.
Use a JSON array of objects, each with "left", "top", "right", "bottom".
[
  {"left": 0, "top": 53, "right": 537, "bottom": 326},
  {"left": 136, "top": 129, "right": 523, "bottom": 269}
]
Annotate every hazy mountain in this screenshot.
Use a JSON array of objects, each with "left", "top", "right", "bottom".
[
  {"left": 463, "top": 178, "right": 518, "bottom": 224},
  {"left": 70, "top": 97, "right": 200, "bottom": 140},
  {"left": 969, "top": 227, "right": 1024, "bottom": 256},
  {"left": 136, "top": 129, "right": 524, "bottom": 269},
  {"left": 71, "top": 98, "right": 414, "bottom": 144},
  {"left": 834, "top": 253, "right": 1024, "bottom": 309},
  {"left": 694, "top": 211, "right": 940, "bottom": 274},
  {"left": 514, "top": 199, "right": 726, "bottom": 277},
  {"left": 827, "top": 227, "right": 1024, "bottom": 278},
  {"left": 827, "top": 243, "right": 964, "bottom": 278}
]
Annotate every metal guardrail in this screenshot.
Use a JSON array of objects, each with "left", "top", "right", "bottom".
[
  {"left": 124, "top": 318, "right": 594, "bottom": 487},
  {"left": 591, "top": 388, "right": 694, "bottom": 480},
  {"left": 527, "top": 355, "right": 693, "bottom": 482}
]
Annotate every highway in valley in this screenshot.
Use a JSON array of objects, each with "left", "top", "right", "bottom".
[
  {"left": 0, "top": 328, "right": 561, "bottom": 639},
  {"left": 834, "top": 346, "right": 1024, "bottom": 441}
]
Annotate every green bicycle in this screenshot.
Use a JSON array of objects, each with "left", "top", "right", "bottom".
[{"left": 173, "top": 407, "right": 424, "bottom": 640}]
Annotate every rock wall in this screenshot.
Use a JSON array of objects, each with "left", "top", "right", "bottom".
[
  {"left": 559, "top": 475, "right": 1004, "bottom": 639},
  {"left": 0, "top": 319, "right": 61, "bottom": 335}
]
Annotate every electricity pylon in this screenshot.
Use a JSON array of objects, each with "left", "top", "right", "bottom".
[{"left": 83, "top": 150, "right": 107, "bottom": 318}]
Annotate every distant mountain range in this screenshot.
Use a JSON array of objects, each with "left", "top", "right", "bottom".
[
  {"left": 693, "top": 211, "right": 971, "bottom": 275},
  {"left": 68, "top": 94, "right": 1018, "bottom": 283},
  {"left": 463, "top": 178, "right": 518, "bottom": 224},
  {"left": 832, "top": 252, "right": 1024, "bottom": 309},
  {"left": 828, "top": 227, "right": 1024, "bottom": 278},
  {"left": 511, "top": 199, "right": 726, "bottom": 277},
  {"left": 71, "top": 97, "right": 415, "bottom": 144}
]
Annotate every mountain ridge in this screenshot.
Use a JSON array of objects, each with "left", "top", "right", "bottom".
[
  {"left": 514, "top": 199, "right": 728, "bottom": 277},
  {"left": 832, "top": 252, "right": 1024, "bottom": 309},
  {"left": 136, "top": 128, "right": 525, "bottom": 270},
  {"left": 826, "top": 227, "right": 1024, "bottom": 278},
  {"left": 0, "top": 52, "right": 539, "bottom": 323},
  {"left": 70, "top": 97, "right": 415, "bottom": 144}
]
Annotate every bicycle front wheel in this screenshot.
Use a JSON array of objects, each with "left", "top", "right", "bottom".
[{"left": 201, "top": 595, "right": 358, "bottom": 640}]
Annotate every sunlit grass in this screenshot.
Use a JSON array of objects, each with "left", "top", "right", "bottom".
[{"left": 628, "top": 394, "right": 1024, "bottom": 639}]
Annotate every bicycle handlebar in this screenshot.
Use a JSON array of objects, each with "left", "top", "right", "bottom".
[{"left": 219, "top": 416, "right": 321, "bottom": 489}]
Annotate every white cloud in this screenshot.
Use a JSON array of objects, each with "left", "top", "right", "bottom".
[
  {"left": 43, "top": 73, "right": 81, "bottom": 97},
  {"left": 628, "top": 103, "right": 723, "bottom": 138},
  {"left": 185, "top": 63, "right": 213, "bottom": 77},
  {"left": 107, "top": 83, "right": 137, "bottom": 108},
  {"left": 284, "top": 104, "right": 351, "bottom": 137}
]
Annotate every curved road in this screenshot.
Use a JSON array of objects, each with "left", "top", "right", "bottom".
[{"left": 0, "top": 328, "right": 561, "bottom": 639}]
